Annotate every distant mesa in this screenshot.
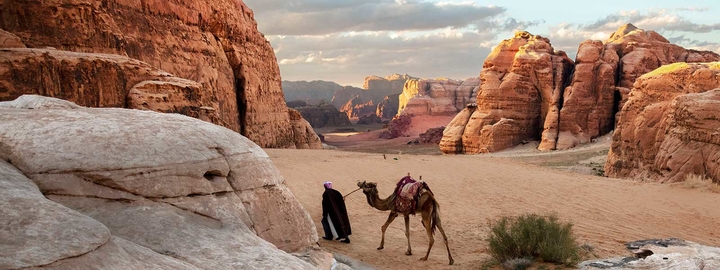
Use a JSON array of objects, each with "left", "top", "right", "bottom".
[
  {"left": 286, "top": 100, "right": 352, "bottom": 128},
  {"left": 440, "top": 24, "right": 720, "bottom": 155}
]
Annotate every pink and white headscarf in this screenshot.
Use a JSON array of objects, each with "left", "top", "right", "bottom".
[{"left": 323, "top": 181, "right": 332, "bottom": 189}]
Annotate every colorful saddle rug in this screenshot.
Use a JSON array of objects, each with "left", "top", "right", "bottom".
[{"left": 394, "top": 176, "right": 425, "bottom": 215}]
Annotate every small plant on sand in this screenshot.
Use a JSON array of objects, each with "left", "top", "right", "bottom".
[
  {"left": 487, "top": 213, "right": 581, "bottom": 269},
  {"left": 681, "top": 173, "right": 720, "bottom": 193}
]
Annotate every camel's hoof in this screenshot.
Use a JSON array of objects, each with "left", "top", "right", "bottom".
[
  {"left": 377, "top": 246, "right": 384, "bottom": 250},
  {"left": 419, "top": 257, "right": 427, "bottom": 261},
  {"left": 449, "top": 259, "right": 454, "bottom": 265},
  {"left": 405, "top": 251, "right": 412, "bottom": 256}
]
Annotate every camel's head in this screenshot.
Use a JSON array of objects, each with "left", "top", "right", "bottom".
[{"left": 357, "top": 181, "right": 377, "bottom": 194}]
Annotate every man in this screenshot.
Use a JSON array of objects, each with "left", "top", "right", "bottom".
[{"left": 321, "top": 182, "right": 351, "bottom": 243}]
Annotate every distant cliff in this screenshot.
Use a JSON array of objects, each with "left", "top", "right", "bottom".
[{"left": 282, "top": 80, "right": 343, "bottom": 105}]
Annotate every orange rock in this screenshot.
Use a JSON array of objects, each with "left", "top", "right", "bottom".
[
  {"left": 544, "top": 24, "right": 720, "bottom": 150},
  {"left": 441, "top": 31, "right": 574, "bottom": 154},
  {"left": 0, "top": 0, "right": 295, "bottom": 148},
  {"left": 605, "top": 62, "right": 720, "bottom": 182},
  {"left": 288, "top": 109, "right": 323, "bottom": 149}
]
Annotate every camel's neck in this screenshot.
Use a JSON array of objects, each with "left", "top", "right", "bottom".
[{"left": 364, "top": 187, "right": 394, "bottom": 211}]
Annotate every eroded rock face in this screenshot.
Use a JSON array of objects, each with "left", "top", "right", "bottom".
[
  {"left": 0, "top": 95, "right": 321, "bottom": 269},
  {"left": 398, "top": 78, "right": 479, "bottom": 117},
  {"left": 440, "top": 31, "right": 574, "bottom": 154},
  {"left": 288, "top": 108, "right": 323, "bottom": 149},
  {"left": 0, "top": 0, "right": 295, "bottom": 148},
  {"left": 541, "top": 24, "right": 720, "bottom": 150},
  {"left": 605, "top": 63, "right": 720, "bottom": 183},
  {"left": 340, "top": 95, "right": 376, "bottom": 119},
  {"left": 363, "top": 73, "right": 415, "bottom": 100},
  {"left": 377, "top": 93, "right": 401, "bottom": 120}
]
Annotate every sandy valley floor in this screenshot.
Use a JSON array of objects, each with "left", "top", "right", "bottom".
[{"left": 266, "top": 124, "right": 720, "bottom": 270}]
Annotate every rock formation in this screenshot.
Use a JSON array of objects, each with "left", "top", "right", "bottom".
[
  {"left": 340, "top": 95, "right": 376, "bottom": 119},
  {"left": 377, "top": 93, "right": 401, "bottom": 120},
  {"left": 419, "top": 127, "right": 446, "bottom": 144},
  {"left": 440, "top": 31, "right": 574, "bottom": 154},
  {"left": 364, "top": 73, "right": 415, "bottom": 99},
  {"left": 0, "top": 0, "right": 297, "bottom": 148},
  {"left": 0, "top": 95, "right": 327, "bottom": 269},
  {"left": 288, "top": 108, "right": 323, "bottom": 149},
  {"left": 357, "top": 114, "right": 382, "bottom": 125},
  {"left": 605, "top": 62, "right": 720, "bottom": 183},
  {"left": 379, "top": 115, "right": 412, "bottom": 139},
  {"left": 330, "top": 86, "right": 370, "bottom": 109},
  {"left": 398, "top": 78, "right": 480, "bottom": 117},
  {"left": 282, "top": 80, "right": 343, "bottom": 105},
  {"left": 579, "top": 238, "right": 720, "bottom": 269},
  {"left": 288, "top": 102, "right": 352, "bottom": 128},
  {"left": 540, "top": 24, "right": 720, "bottom": 151}
]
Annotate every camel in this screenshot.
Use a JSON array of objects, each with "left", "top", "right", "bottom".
[{"left": 357, "top": 179, "right": 453, "bottom": 265}]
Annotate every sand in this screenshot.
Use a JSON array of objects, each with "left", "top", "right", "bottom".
[{"left": 266, "top": 123, "right": 720, "bottom": 269}]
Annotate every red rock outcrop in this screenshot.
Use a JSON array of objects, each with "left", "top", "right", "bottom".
[
  {"left": 440, "top": 31, "right": 574, "bottom": 154},
  {"left": 330, "top": 85, "right": 368, "bottom": 109},
  {"left": 540, "top": 24, "right": 720, "bottom": 150},
  {"left": 605, "top": 62, "right": 720, "bottom": 182},
  {"left": 340, "top": 95, "right": 376, "bottom": 119},
  {"left": 379, "top": 115, "right": 412, "bottom": 139},
  {"left": 0, "top": 29, "right": 25, "bottom": 48},
  {"left": 398, "top": 78, "right": 479, "bottom": 117},
  {"left": 0, "top": 0, "right": 295, "bottom": 148},
  {"left": 419, "top": 127, "right": 446, "bottom": 144},
  {"left": 288, "top": 109, "right": 323, "bottom": 149},
  {"left": 376, "top": 93, "right": 401, "bottom": 120}
]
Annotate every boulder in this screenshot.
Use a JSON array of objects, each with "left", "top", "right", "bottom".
[
  {"left": 379, "top": 115, "right": 412, "bottom": 139},
  {"left": 580, "top": 238, "right": 720, "bottom": 269},
  {"left": 439, "top": 104, "right": 477, "bottom": 154},
  {"left": 605, "top": 62, "right": 720, "bottom": 183},
  {"left": 288, "top": 108, "right": 324, "bottom": 149},
  {"left": 440, "top": 31, "right": 574, "bottom": 154},
  {"left": 542, "top": 24, "right": 720, "bottom": 150},
  {"left": 0, "top": 0, "right": 296, "bottom": 148},
  {"left": 0, "top": 95, "right": 323, "bottom": 269},
  {"left": 419, "top": 127, "right": 446, "bottom": 144}
]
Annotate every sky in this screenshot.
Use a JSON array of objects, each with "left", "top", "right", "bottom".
[{"left": 243, "top": 0, "right": 720, "bottom": 87}]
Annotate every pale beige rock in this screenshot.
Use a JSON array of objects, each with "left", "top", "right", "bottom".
[
  {"left": 0, "top": 161, "right": 110, "bottom": 269},
  {"left": 0, "top": 95, "right": 323, "bottom": 268},
  {"left": 605, "top": 62, "right": 720, "bottom": 183},
  {"left": 580, "top": 239, "right": 720, "bottom": 269},
  {"left": 439, "top": 105, "right": 477, "bottom": 154},
  {"left": 398, "top": 78, "right": 479, "bottom": 117},
  {"left": 128, "top": 80, "right": 223, "bottom": 124}
]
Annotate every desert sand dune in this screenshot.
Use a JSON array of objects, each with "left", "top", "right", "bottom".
[{"left": 266, "top": 148, "right": 720, "bottom": 270}]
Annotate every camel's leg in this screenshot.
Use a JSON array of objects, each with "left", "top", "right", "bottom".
[
  {"left": 420, "top": 209, "right": 434, "bottom": 262},
  {"left": 378, "top": 212, "right": 398, "bottom": 250},
  {"left": 404, "top": 215, "right": 412, "bottom": 255},
  {"left": 436, "top": 215, "right": 454, "bottom": 265}
]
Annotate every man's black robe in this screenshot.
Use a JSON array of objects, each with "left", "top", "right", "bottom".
[{"left": 322, "top": 188, "right": 352, "bottom": 237}]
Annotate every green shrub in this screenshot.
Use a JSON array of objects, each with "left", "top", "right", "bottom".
[{"left": 487, "top": 213, "right": 581, "bottom": 268}]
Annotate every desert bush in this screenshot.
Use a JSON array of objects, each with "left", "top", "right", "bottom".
[
  {"left": 487, "top": 213, "right": 581, "bottom": 268},
  {"left": 681, "top": 174, "right": 720, "bottom": 193}
]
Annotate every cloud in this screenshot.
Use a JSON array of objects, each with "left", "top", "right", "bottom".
[
  {"left": 245, "top": 0, "right": 506, "bottom": 35},
  {"left": 582, "top": 10, "right": 720, "bottom": 33}
]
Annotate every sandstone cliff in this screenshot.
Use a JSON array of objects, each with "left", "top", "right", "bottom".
[
  {"left": 0, "top": 0, "right": 296, "bottom": 148},
  {"left": 283, "top": 80, "right": 343, "bottom": 105},
  {"left": 340, "top": 95, "right": 376, "bottom": 119},
  {"left": 0, "top": 95, "right": 328, "bottom": 269},
  {"left": 605, "top": 63, "right": 720, "bottom": 183},
  {"left": 330, "top": 85, "right": 368, "bottom": 109},
  {"left": 288, "top": 109, "right": 324, "bottom": 149},
  {"left": 377, "top": 93, "right": 401, "bottom": 120},
  {"left": 398, "top": 78, "right": 479, "bottom": 117},
  {"left": 440, "top": 31, "right": 574, "bottom": 154},
  {"left": 288, "top": 101, "right": 352, "bottom": 128},
  {"left": 541, "top": 24, "right": 720, "bottom": 150}
]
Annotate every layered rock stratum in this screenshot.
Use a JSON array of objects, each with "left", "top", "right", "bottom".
[
  {"left": 605, "top": 62, "right": 720, "bottom": 183},
  {"left": 0, "top": 0, "right": 299, "bottom": 148},
  {"left": 0, "top": 95, "right": 327, "bottom": 269},
  {"left": 398, "top": 78, "right": 480, "bottom": 117}
]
